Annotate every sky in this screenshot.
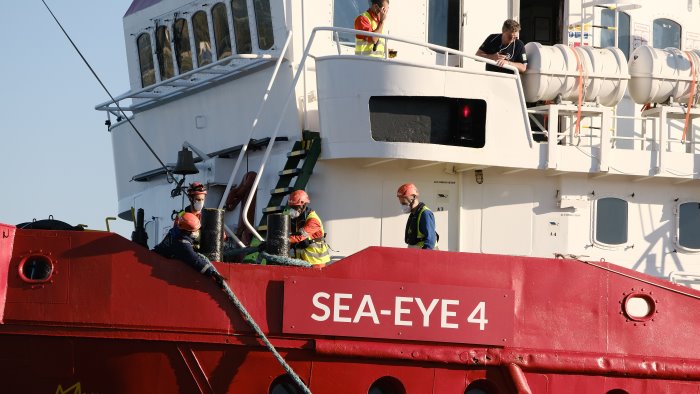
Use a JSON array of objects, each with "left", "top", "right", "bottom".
[{"left": 1, "top": 1, "right": 135, "bottom": 237}]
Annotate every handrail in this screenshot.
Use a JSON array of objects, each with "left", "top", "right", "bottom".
[
  {"left": 216, "top": 31, "right": 293, "bottom": 247},
  {"left": 240, "top": 26, "right": 534, "bottom": 240},
  {"left": 95, "top": 52, "right": 277, "bottom": 112}
]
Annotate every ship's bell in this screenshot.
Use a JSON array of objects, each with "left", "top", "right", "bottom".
[{"left": 173, "top": 147, "right": 199, "bottom": 175}]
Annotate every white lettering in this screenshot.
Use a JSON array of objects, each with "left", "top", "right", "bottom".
[
  {"left": 395, "top": 297, "right": 413, "bottom": 326},
  {"left": 333, "top": 293, "right": 352, "bottom": 322},
  {"left": 311, "top": 292, "right": 331, "bottom": 321},
  {"left": 415, "top": 298, "right": 439, "bottom": 327},
  {"left": 441, "top": 299, "right": 459, "bottom": 329},
  {"left": 353, "top": 294, "right": 379, "bottom": 324},
  {"left": 467, "top": 301, "right": 488, "bottom": 330}
]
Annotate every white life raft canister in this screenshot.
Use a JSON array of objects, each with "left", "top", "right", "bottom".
[
  {"left": 521, "top": 42, "right": 629, "bottom": 107},
  {"left": 628, "top": 46, "right": 700, "bottom": 105}
]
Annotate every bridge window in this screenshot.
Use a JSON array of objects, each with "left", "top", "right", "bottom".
[
  {"left": 156, "top": 26, "right": 175, "bottom": 80},
  {"left": 231, "top": 0, "right": 252, "bottom": 53},
  {"left": 193, "top": 11, "right": 213, "bottom": 66},
  {"left": 212, "top": 3, "right": 232, "bottom": 59},
  {"left": 427, "top": 0, "right": 460, "bottom": 51},
  {"left": 253, "top": 0, "right": 274, "bottom": 50},
  {"left": 653, "top": 18, "right": 681, "bottom": 49},
  {"left": 174, "top": 18, "right": 193, "bottom": 73},
  {"left": 601, "top": 10, "right": 630, "bottom": 59},
  {"left": 678, "top": 202, "right": 700, "bottom": 250},
  {"left": 333, "top": 0, "right": 365, "bottom": 45},
  {"left": 137, "top": 33, "right": 156, "bottom": 87},
  {"left": 333, "top": 0, "right": 361, "bottom": 43},
  {"left": 595, "top": 197, "right": 628, "bottom": 245}
]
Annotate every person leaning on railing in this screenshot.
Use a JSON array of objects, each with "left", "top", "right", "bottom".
[
  {"left": 476, "top": 19, "right": 528, "bottom": 74},
  {"left": 354, "top": 0, "right": 390, "bottom": 57}
]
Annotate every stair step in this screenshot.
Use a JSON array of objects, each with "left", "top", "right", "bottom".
[
  {"left": 287, "top": 150, "right": 308, "bottom": 158},
  {"left": 257, "top": 225, "right": 268, "bottom": 232},
  {"left": 270, "top": 187, "right": 294, "bottom": 196},
  {"left": 262, "top": 206, "right": 286, "bottom": 214},
  {"left": 279, "top": 168, "right": 301, "bottom": 177}
]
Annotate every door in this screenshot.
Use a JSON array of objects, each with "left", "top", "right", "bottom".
[
  {"left": 519, "top": 0, "right": 565, "bottom": 45},
  {"left": 427, "top": 0, "right": 462, "bottom": 66}
]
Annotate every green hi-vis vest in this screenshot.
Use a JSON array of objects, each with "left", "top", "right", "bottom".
[
  {"left": 294, "top": 210, "right": 330, "bottom": 265},
  {"left": 355, "top": 11, "right": 385, "bottom": 57},
  {"left": 406, "top": 204, "right": 438, "bottom": 249}
]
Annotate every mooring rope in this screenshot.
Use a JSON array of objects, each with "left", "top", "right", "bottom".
[{"left": 207, "top": 261, "right": 312, "bottom": 393}]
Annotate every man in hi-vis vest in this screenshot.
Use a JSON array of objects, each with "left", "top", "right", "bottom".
[
  {"left": 397, "top": 183, "right": 437, "bottom": 250},
  {"left": 354, "top": 0, "right": 390, "bottom": 57},
  {"left": 287, "top": 190, "right": 330, "bottom": 266}
]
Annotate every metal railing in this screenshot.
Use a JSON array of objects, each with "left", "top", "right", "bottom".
[
  {"left": 95, "top": 51, "right": 279, "bottom": 116},
  {"left": 216, "top": 31, "right": 293, "bottom": 247}
]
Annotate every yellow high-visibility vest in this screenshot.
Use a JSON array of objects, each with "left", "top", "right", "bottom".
[
  {"left": 355, "top": 11, "right": 384, "bottom": 57},
  {"left": 294, "top": 210, "right": 330, "bottom": 265}
]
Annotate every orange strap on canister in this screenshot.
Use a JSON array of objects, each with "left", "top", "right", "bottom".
[
  {"left": 682, "top": 51, "right": 697, "bottom": 142},
  {"left": 571, "top": 48, "right": 584, "bottom": 136}
]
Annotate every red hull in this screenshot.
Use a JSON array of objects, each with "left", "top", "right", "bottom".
[{"left": 2, "top": 223, "right": 700, "bottom": 393}]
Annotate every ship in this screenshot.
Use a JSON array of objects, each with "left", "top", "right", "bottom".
[{"left": 2, "top": 0, "right": 700, "bottom": 392}]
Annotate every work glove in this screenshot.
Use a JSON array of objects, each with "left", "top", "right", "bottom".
[
  {"left": 206, "top": 267, "right": 227, "bottom": 288},
  {"left": 296, "top": 239, "right": 311, "bottom": 249}
]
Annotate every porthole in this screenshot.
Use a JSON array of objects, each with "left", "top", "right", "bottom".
[
  {"left": 269, "top": 374, "right": 302, "bottom": 394},
  {"left": 622, "top": 293, "right": 656, "bottom": 322},
  {"left": 18, "top": 255, "right": 54, "bottom": 283},
  {"left": 368, "top": 376, "right": 406, "bottom": 394},
  {"left": 465, "top": 379, "right": 499, "bottom": 394}
]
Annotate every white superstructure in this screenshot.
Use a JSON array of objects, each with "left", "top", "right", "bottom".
[{"left": 98, "top": 0, "right": 700, "bottom": 285}]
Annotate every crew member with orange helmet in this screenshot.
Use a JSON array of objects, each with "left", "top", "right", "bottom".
[
  {"left": 397, "top": 183, "right": 437, "bottom": 250},
  {"left": 175, "top": 182, "right": 208, "bottom": 224},
  {"left": 154, "top": 212, "right": 225, "bottom": 287},
  {"left": 287, "top": 190, "right": 330, "bottom": 266}
]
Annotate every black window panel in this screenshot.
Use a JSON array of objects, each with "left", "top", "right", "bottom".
[
  {"left": 231, "top": 0, "right": 252, "bottom": 53},
  {"left": 212, "top": 3, "right": 232, "bottom": 59},
  {"left": 174, "top": 18, "right": 193, "bottom": 73},
  {"left": 679, "top": 202, "right": 700, "bottom": 249},
  {"left": 369, "top": 96, "right": 487, "bottom": 148},
  {"left": 253, "top": 0, "right": 274, "bottom": 50},
  {"left": 156, "top": 26, "right": 175, "bottom": 80},
  {"left": 193, "top": 11, "right": 213, "bottom": 66},
  {"left": 137, "top": 33, "right": 155, "bottom": 87},
  {"left": 595, "top": 198, "right": 628, "bottom": 245}
]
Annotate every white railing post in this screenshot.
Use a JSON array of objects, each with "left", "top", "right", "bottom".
[
  {"left": 547, "top": 105, "right": 560, "bottom": 169},
  {"left": 215, "top": 31, "right": 293, "bottom": 246},
  {"left": 241, "top": 29, "right": 320, "bottom": 241}
]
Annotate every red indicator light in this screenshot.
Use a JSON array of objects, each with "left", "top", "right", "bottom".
[{"left": 461, "top": 105, "right": 471, "bottom": 118}]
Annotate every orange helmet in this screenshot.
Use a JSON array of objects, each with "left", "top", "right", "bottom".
[
  {"left": 397, "top": 183, "right": 419, "bottom": 198},
  {"left": 288, "top": 190, "right": 310, "bottom": 207},
  {"left": 178, "top": 212, "right": 201, "bottom": 232},
  {"left": 187, "top": 182, "right": 207, "bottom": 196}
]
